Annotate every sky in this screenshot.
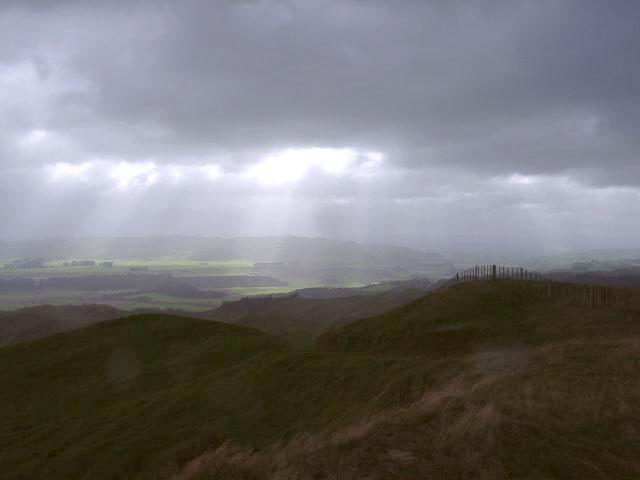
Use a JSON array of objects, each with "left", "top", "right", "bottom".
[{"left": 1, "top": 0, "right": 639, "bottom": 254}]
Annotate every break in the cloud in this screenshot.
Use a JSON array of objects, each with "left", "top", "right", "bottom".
[{"left": 0, "top": 0, "right": 639, "bottom": 253}]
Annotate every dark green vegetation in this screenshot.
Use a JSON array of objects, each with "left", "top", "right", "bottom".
[
  {"left": 2, "top": 281, "right": 640, "bottom": 479},
  {"left": 103, "top": 280, "right": 227, "bottom": 301}
]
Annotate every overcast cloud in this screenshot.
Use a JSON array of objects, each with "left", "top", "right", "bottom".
[{"left": 1, "top": 0, "right": 639, "bottom": 253}]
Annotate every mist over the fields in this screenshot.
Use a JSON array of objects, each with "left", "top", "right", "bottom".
[{"left": 1, "top": 1, "right": 640, "bottom": 255}]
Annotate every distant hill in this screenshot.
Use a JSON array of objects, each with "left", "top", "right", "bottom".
[
  {"left": 0, "top": 282, "right": 428, "bottom": 347},
  {"left": 204, "top": 289, "right": 428, "bottom": 346},
  {"left": 103, "top": 280, "right": 226, "bottom": 300},
  {"left": 294, "top": 276, "right": 434, "bottom": 298},
  {"left": 0, "top": 236, "right": 217, "bottom": 260},
  {"left": 189, "top": 235, "right": 445, "bottom": 266},
  {"left": 0, "top": 304, "right": 125, "bottom": 346},
  {"left": 0, "top": 235, "right": 446, "bottom": 266},
  {"left": 547, "top": 267, "right": 640, "bottom": 288}
]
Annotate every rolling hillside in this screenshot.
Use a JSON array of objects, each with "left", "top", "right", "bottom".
[
  {"left": 1, "top": 281, "right": 640, "bottom": 479},
  {"left": 0, "top": 287, "right": 427, "bottom": 348}
]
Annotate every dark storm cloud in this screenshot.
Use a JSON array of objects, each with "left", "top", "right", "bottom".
[
  {"left": 0, "top": 0, "right": 639, "bottom": 248},
  {"left": 2, "top": 1, "right": 638, "bottom": 175}
]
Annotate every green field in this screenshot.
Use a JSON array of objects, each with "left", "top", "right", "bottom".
[
  {"left": 225, "top": 281, "right": 368, "bottom": 298},
  {"left": 1, "top": 257, "right": 256, "bottom": 278},
  {"left": 2, "top": 281, "right": 640, "bottom": 479},
  {"left": 0, "top": 256, "right": 375, "bottom": 312},
  {"left": 0, "top": 256, "right": 283, "bottom": 311}
]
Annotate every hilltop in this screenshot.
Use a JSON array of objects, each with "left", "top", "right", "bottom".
[
  {"left": 317, "top": 279, "right": 638, "bottom": 354},
  {"left": 0, "top": 315, "right": 292, "bottom": 479},
  {"left": 1, "top": 281, "right": 640, "bottom": 479}
]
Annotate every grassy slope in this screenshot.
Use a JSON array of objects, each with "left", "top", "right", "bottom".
[
  {"left": 2, "top": 282, "right": 640, "bottom": 479},
  {"left": 0, "top": 315, "right": 439, "bottom": 480},
  {"left": 200, "top": 282, "right": 640, "bottom": 479},
  {"left": 317, "top": 280, "right": 635, "bottom": 353},
  {"left": 0, "top": 315, "right": 293, "bottom": 479}
]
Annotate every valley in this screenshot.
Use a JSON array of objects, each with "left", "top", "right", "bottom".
[{"left": 0, "top": 236, "right": 450, "bottom": 312}]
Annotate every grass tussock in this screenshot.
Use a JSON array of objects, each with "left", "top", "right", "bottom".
[{"left": 179, "top": 338, "right": 640, "bottom": 479}]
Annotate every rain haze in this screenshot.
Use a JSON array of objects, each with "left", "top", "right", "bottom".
[{"left": 1, "top": 0, "right": 640, "bottom": 255}]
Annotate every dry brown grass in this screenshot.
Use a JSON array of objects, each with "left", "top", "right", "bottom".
[
  {"left": 174, "top": 364, "right": 514, "bottom": 480},
  {"left": 174, "top": 335, "right": 640, "bottom": 480},
  {"left": 166, "top": 283, "right": 640, "bottom": 480}
]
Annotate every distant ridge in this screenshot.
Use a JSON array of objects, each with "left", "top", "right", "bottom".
[
  {"left": 189, "top": 235, "right": 445, "bottom": 266},
  {"left": 0, "top": 235, "right": 446, "bottom": 266},
  {"left": 0, "top": 304, "right": 125, "bottom": 346}
]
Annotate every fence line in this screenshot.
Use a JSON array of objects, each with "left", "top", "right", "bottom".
[{"left": 441, "top": 264, "right": 640, "bottom": 315}]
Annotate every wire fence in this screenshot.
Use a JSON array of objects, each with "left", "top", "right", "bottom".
[{"left": 441, "top": 264, "right": 640, "bottom": 314}]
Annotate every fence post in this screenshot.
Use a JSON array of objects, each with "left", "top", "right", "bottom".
[{"left": 584, "top": 285, "right": 588, "bottom": 306}]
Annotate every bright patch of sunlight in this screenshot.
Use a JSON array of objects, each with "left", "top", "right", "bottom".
[
  {"left": 201, "top": 164, "right": 222, "bottom": 180},
  {"left": 246, "top": 148, "right": 383, "bottom": 185},
  {"left": 109, "top": 161, "right": 158, "bottom": 189},
  {"left": 166, "top": 165, "right": 184, "bottom": 183},
  {"left": 49, "top": 161, "right": 95, "bottom": 183},
  {"left": 508, "top": 174, "right": 535, "bottom": 185},
  {"left": 21, "top": 129, "right": 48, "bottom": 146},
  {"left": 47, "top": 160, "right": 225, "bottom": 188},
  {"left": 45, "top": 149, "right": 385, "bottom": 190}
]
